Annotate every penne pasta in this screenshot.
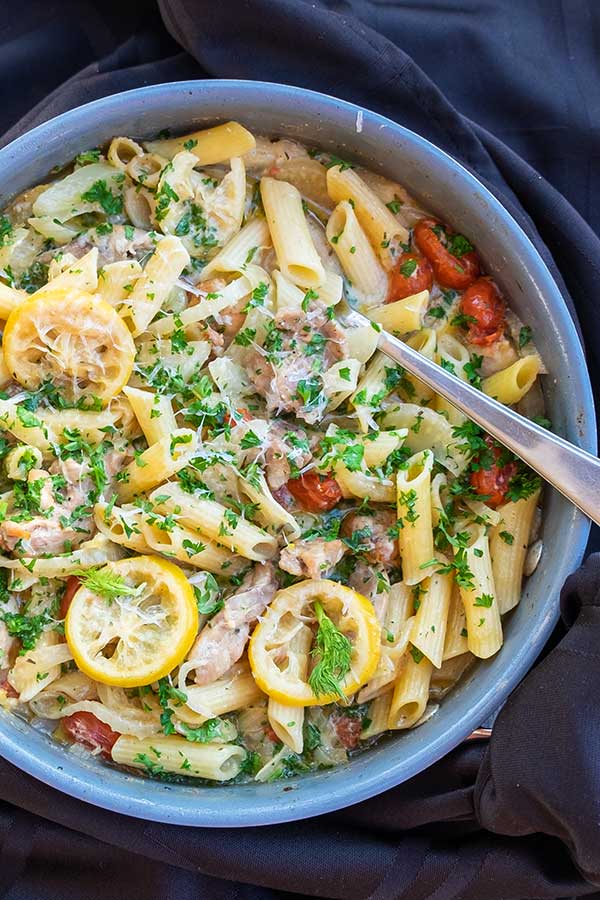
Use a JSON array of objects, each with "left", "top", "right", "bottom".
[
  {"left": 326, "top": 201, "right": 388, "bottom": 306},
  {"left": 396, "top": 450, "right": 435, "bottom": 585},
  {"left": 261, "top": 177, "right": 325, "bottom": 287},
  {"left": 326, "top": 164, "right": 410, "bottom": 268},
  {"left": 490, "top": 490, "right": 541, "bottom": 614}
]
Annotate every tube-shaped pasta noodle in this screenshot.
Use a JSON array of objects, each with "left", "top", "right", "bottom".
[
  {"left": 122, "top": 386, "right": 177, "bottom": 446},
  {"left": 35, "top": 248, "right": 99, "bottom": 296},
  {"left": 350, "top": 351, "right": 389, "bottom": 432},
  {"left": 410, "top": 564, "right": 453, "bottom": 668},
  {"left": 261, "top": 177, "right": 325, "bottom": 287},
  {"left": 326, "top": 201, "right": 388, "bottom": 306},
  {"left": 238, "top": 472, "right": 301, "bottom": 539},
  {"left": 482, "top": 356, "right": 542, "bottom": 405},
  {"left": 404, "top": 328, "right": 437, "bottom": 404},
  {"left": 361, "top": 430, "right": 404, "bottom": 468},
  {"left": 317, "top": 270, "right": 344, "bottom": 306},
  {"left": 358, "top": 582, "right": 413, "bottom": 702},
  {"left": 345, "top": 324, "right": 380, "bottom": 364},
  {"left": 4, "top": 445, "right": 43, "bottom": 480},
  {"left": 97, "top": 260, "right": 142, "bottom": 307},
  {"left": 32, "top": 163, "right": 125, "bottom": 222},
  {"left": 326, "top": 165, "right": 409, "bottom": 268},
  {"left": 362, "top": 691, "right": 392, "bottom": 738},
  {"left": 434, "top": 333, "right": 471, "bottom": 425},
  {"left": 94, "top": 503, "right": 152, "bottom": 554},
  {"left": 396, "top": 449, "right": 435, "bottom": 585},
  {"left": 8, "top": 632, "right": 73, "bottom": 702},
  {"left": 268, "top": 624, "right": 312, "bottom": 753},
  {"left": 490, "top": 489, "right": 541, "bottom": 614},
  {"left": 117, "top": 428, "right": 198, "bottom": 502},
  {"left": 442, "top": 583, "right": 469, "bottom": 661},
  {"left": 150, "top": 484, "right": 278, "bottom": 562},
  {"left": 323, "top": 358, "right": 362, "bottom": 410},
  {"left": 126, "top": 152, "right": 168, "bottom": 189},
  {"left": 383, "top": 403, "right": 469, "bottom": 476},
  {"left": 459, "top": 525, "right": 503, "bottom": 659},
  {"left": 335, "top": 465, "right": 396, "bottom": 503},
  {"left": 181, "top": 667, "right": 265, "bottom": 719},
  {"left": 149, "top": 273, "right": 255, "bottom": 337},
  {"left": 0, "top": 534, "right": 123, "bottom": 580},
  {"left": 273, "top": 269, "right": 305, "bottom": 312},
  {"left": 140, "top": 519, "right": 237, "bottom": 574},
  {"left": 124, "top": 234, "right": 190, "bottom": 335},
  {"left": 111, "top": 735, "right": 246, "bottom": 781},
  {"left": 144, "top": 121, "right": 256, "bottom": 164},
  {"left": 369, "top": 290, "right": 429, "bottom": 334},
  {"left": 430, "top": 471, "right": 448, "bottom": 529},
  {"left": 107, "top": 137, "right": 144, "bottom": 170},
  {"left": 388, "top": 650, "right": 433, "bottom": 729},
  {"left": 201, "top": 217, "right": 271, "bottom": 278}
]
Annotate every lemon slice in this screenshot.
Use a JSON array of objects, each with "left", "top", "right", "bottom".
[
  {"left": 3, "top": 287, "right": 135, "bottom": 404},
  {"left": 65, "top": 556, "right": 198, "bottom": 688},
  {"left": 249, "top": 579, "right": 380, "bottom": 707}
]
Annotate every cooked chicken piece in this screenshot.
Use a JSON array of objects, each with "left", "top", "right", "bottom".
[
  {"left": 0, "top": 459, "right": 96, "bottom": 557},
  {"left": 279, "top": 537, "right": 345, "bottom": 580},
  {"left": 245, "top": 298, "right": 347, "bottom": 424},
  {"left": 189, "top": 563, "right": 279, "bottom": 686},
  {"left": 475, "top": 335, "right": 518, "bottom": 378},
  {"left": 243, "top": 136, "right": 309, "bottom": 176},
  {"left": 39, "top": 225, "right": 155, "bottom": 268},
  {"left": 341, "top": 509, "right": 399, "bottom": 567},
  {"left": 243, "top": 420, "right": 312, "bottom": 491}
]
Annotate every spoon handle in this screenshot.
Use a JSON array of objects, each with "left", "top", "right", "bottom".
[{"left": 374, "top": 325, "right": 600, "bottom": 525}]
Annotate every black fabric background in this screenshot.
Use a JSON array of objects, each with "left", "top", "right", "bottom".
[{"left": 0, "top": 2, "right": 599, "bottom": 898}]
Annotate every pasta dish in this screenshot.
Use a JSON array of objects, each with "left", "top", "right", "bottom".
[{"left": 0, "top": 121, "right": 545, "bottom": 784}]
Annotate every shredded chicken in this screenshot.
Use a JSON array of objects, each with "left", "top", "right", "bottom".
[
  {"left": 39, "top": 225, "right": 155, "bottom": 268},
  {"left": 0, "top": 459, "right": 96, "bottom": 557},
  {"left": 476, "top": 335, "right": 518, "bottom": 377},
  {"left": 245, "top": 298, "right": 347, "bottom": 423},
  {"left": 244, "top": 420, "right": 312, "bottom": 491},
  {"left": 279, "top": 537, "right": 345, "bottom": 580},
  {"left": 188, "top": 563, "right": 279, "bottom": 685},
  {"left": 341, "top": 510, "right": 399, "bottom": 567}
]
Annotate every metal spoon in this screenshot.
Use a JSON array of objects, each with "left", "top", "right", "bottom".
[{"left": 353, "top": 313, "right": 600, "bottom": 526}]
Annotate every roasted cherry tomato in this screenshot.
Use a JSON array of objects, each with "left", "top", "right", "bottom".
[
  {"left": 469, "top": 437, "right": 517, "bottom": 508},
  {"left": 458, "top": 278, "right": 505, "bottom": 346},
  {"left": 58, "top": 575, "right": 81, "bottom": 620},
  {"left": 62, "top": 712, "right": 119, "bottom": 759},
  {"left": 387, "top": 252, "right": 433, "bottom": 303},
  {"left": 413, "top": 218, "right": 480, "bottom": 290},
  {"left": 287, "top": 472, "right": 342, "bottom": 513}
]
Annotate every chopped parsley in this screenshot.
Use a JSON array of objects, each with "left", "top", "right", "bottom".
[{"left": 81, "top": 178, "right": 123, "bottom": 216}]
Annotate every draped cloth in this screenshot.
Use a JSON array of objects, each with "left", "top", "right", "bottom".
[{"left": 0, "top": 2, "right": 599, "bottom": 897}]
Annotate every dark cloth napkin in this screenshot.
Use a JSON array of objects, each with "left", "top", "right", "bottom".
[{"left": 1, "top": 2, "right": 600, "bottom": 898}]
